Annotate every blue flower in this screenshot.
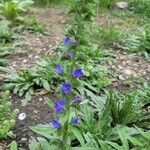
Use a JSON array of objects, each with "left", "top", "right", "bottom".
[
  {"left": 54, "top": 100, "right": 65, "bottom": 113},
  {"left": 72, "top": 117, "right": 78, "bottom": 125},
  {"left": 73, "top": 68, "right": 84, "bottom": 78},
  {"left": 51, "top": 119, "right": 61, "bottom": 129},
  {"left": 61, "top": 82, "right": 72, "bottom": 94},
  {"left": 74, "top": 96, "right": 82, "bottom": 104},
  {"left": 55, "top": 64, "right": 63, "bottom": 75},
  {"left": 64, "top": 36, "right": 71, "bottom": 45}
]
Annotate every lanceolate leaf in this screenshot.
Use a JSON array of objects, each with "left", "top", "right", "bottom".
[
  {"left": 30, "top": 124, "right": 57, "bottom": 140},
  {"left": 37, "top": 137, "right": 51, "bottom": 150}
]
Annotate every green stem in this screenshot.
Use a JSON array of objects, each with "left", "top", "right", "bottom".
[{"left": 62, "top": 51, "right": 77, "bottom": 150}]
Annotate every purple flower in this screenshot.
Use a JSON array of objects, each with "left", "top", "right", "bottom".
[
  {"left": 66, "top": 52, "right": 73, "bottom": 59},
  {"left": 51, "top": 119, "right": 61, "bottom": 129},
  {"left": 54, "top": 100, "right": 65, "bottom": 113},
  {"left": 61, "top": 82, "right": 72, "bottom": 94},
  {"left": 64, "top": 36, "right": 71, "bottom": 45},
  {"left": 72, "top": 117, "right": 78, "bottom": 125},
  {"left": 55, "top": 64, "right": 63, "bottom": 75},
  {"left": 74, "top": 96, "right": 82, "bottom": 104},
  {"left": 73, "top": 68, "right": 84, "bottom": 78}
]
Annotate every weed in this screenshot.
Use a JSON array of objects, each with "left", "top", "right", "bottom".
[
  {"left": 0, "top": 91, "right": 18, "bottom": 139},
  {"left": 0, "top": 0, "right": 34, "bottom": 22},
  {"left": 0, "top": 20, "right": 13, "bottom": 42},
  {"left": 123, "top": 26, "right": 150, "bottom": 59},
  {"left": 89, "top": 27, "right": 122, "bottom": 49},
  {"left": 129, "top": 0, "right": 150, "bottom": 18}
]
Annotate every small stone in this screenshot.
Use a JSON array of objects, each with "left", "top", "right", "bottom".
[
  {"left": 124, "top": 69, "right": 132, "bottom": 75},
  {"left": 23, "top": 59, "right": 28, "bottom": 64},
  {"left": 29, "top": 54, "right": 33, "bottom": 59},
  {"left": 118, "top": 65, "right": 123, "bottom": 69},
  {"left": 119, "top": 75, "right": 125, "bottom": 80},
  {"left": 21, "top": 138, "right": 27, "bottom": 143},
  {"left": 112, "top": 2, "right": 128, "bottom": 9},
  {"left": 39, "top": 98, "right": 43, "bottom": 102},
  {"left": 34, "top": 110, "right": 38, "bottom": 114},
  {"left": 35, "top": 55, "right": 40, "bottom": 59},
  {"left": 18, "top": 113, "right": 26, "bottom": 121}
]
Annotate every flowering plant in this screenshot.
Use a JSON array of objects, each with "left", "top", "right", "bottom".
[
  {"left": 31, "top": 35, "right": 86, "bottom": 149},
  {"left": 30, "top": 1, "right": 98, "bottom": 149}
]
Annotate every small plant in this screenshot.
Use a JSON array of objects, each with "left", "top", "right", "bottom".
[
  {"left": 129, "top": 0, "right": 150, "bottom": 18},
  {"left": 107, "top": 91, "right": 143, "bottom": 126},
  {"left": 123, "top": 26, "right": 150, "bottom": 59},
  {"left": 89, "top": 27, "right": 122, "bottom": 49},
  {"left": 1, "top": 68, "right": 51, "bottom": 102},
  {"left": 0, "top": 91, "right": 18, "bottom": 139},
  {"left": 23, "top": 17, "right": 49, "bottom": 34},
  {"left": 10, "top": 141, "right": 18, "bottom": 150},
  {"left": 98, "top": 0, "right": 117, "bottom": 9},
  {"left": 0, "top": 0, "right": 34, "bottom": 22},
  {"left": 101, "top": 126, "right": 150, "bottom": 150},
  {"left": 34, "top": 0, "right": 64, "bottom": 5},
  {"left": 0, "top": 20, "right": 13, "bottom": 42}
]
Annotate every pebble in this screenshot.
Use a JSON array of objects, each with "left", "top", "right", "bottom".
[
  {"left": 29, "top": 54, "right": 33, "bottom": 59},
  {"left": 23, "top": 59, "right": 28, "bottom": 64},
  {"left": 35, "top": 55, "right": 40, "bottom": 59},
  {"left": 119, "top": 75, "right": 126, "bottom": 80},
  {"left": 39, "top": 98, "right": 43, "bottom": 102},
  {"left": 124, "top": 69, "right": 132, "bottom": 75},
  {"left": 18, "top": 113, "right": 27, "bottom": 121},
  {"left": 21, "top": 138, "right": 27, "bottom": 143}
]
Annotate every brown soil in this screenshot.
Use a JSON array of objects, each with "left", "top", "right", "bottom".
[{"left": 9, "top": 93, "right": 55, "bottom": 149}]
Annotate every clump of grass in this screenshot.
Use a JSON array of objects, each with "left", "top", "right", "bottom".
[
  {"left": 0, "top": 20, "right": 13, "bottom": 43},
  {"left": 98, "top": 0, "right": 117, "bottom": 9},
  {"left": 34, "top": 0, "right": 64, "bottom": 5},
  {"left": 122, "top": 25, "right": 150, "bottom": 59},
  {"left": 129, "top": 0, "right": 150, "bottom": 18},
  {"left": 89, "top": 27, "right": 123, "bottom": 48},
  {"left": 0, "top": 91, "right": 18, "bottom": 139}
]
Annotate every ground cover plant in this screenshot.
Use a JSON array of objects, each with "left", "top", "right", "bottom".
[
  {"left": 0, "top": 0, "right": 34, "bottom": 22},
  {"left": 0, "top": 91, "right": 18, "bottom": 139},
  {"left": 0, "top": 0, "right": 149, "bottom": 149}
]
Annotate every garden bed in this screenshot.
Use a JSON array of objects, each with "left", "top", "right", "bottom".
[{"left": 0, "top": 1, "right": 150, "bottom": 150}]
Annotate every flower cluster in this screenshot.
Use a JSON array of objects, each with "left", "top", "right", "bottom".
[{"left": 51, "top": 37, "right": 83, "bottom": 129}]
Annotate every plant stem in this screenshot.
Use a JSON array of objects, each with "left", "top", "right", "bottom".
[{"left": 62, "top": 51, "right": 77, "bottom": 149}]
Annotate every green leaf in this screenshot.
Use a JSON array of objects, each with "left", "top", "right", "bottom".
[
  {"left": 79, "top": 80, "right": 98, "bottom": 93},
  {"left": 106, "top": 141, "right": 124, "bottom": 150},
  {"left": 42, "top": 79, "right": 50, "bottom": 91},
  {"left": 37, "top": 137, "right": 51, "bottom": 150},
  {"left": 44, "top": 97, "right": 54, "bottom": 108},
  {"left": 70, "top": 126, "right": 85, "bottom": 146},
  {"left": 126, "top": 134, "right": 143, "bottom": 147},
  {"left": 72, "top": 147, "right": 98, "bottom": 150},
  {"left": 28, "top": 138, "right": 41, "bottom": 150},
  {"left": 30, "top": 124, "right": 56, "bottom": 139},
  {"left": 10, "top": 141, "right": 18, "bottom": 150},
  {"left": 134, "top": 126, "right": 150, "bottom": 140}
]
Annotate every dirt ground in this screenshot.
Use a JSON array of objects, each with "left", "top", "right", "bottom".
[{"left": 0, "top": 5, "right": 150, "bottom": 150}]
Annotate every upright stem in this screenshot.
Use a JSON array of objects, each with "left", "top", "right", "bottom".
[{"left": 62, "top": 52, "right": 77, "bottom": 150}]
